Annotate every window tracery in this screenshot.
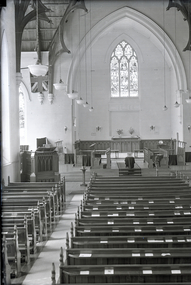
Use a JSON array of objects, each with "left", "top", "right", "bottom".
[{"left": 110, "top": 41, "right": 138, "bottom": 97}]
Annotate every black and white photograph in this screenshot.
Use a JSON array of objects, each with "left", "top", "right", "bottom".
[{"left": 1, "top": 0, "right": 191, "bottom": 284}]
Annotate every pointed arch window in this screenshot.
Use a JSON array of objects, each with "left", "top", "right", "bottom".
[{"left": 110, "top": 40, "right": 138, "bottom": 97}]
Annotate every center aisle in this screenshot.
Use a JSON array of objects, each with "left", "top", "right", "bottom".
[{"left": 21, "top": 183, "right": 85, "bottom": 285}]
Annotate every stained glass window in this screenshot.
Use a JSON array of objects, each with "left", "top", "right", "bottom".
[{"left": 110, "top": 41, "right": 138, "bottom": 97}]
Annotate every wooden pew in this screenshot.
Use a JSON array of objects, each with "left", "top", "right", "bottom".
[
  {"left": 74, "top": 224, "right": 191, "bottom": 236},
  {"left": 2, "top": 198, "right": 49, "bottom": 241},
  {"left": 2, "top": 187, "right": 60, "bottom": 221},
  {"left": 59, "top": 263, "right": 191, "bottom": 283},
  {"left": 86, "top": 191, "right": 191, "bottom": 200},
  {"left": 57, "top": 175, "right": 191, "bottom": 284},
  {"left": 1, "top": 235, "right": 12, "bottom": 284},
  {"left": 7, "top": 175, "right": 66, "bottom": 204},
  {"left": 2, "top": 190, "right": 58, "bottom": 231},
  {"left": 66, "top": 247, "right": 191, "bottom": 265},
  {"left": 70, "top": 235, "right": 191, "bottom": 249},
  {"left": 89, "top": 175, "right": 186, "bottom": 183},
  {"left": 4, "top": 185, "right": 63, "bottom": 215},
  {"left": 76, "top": 216, "right": 191, "bottom": 227},
  {"left": 79, "top": 208, "right": 191, "bottom": 219},
  {"left": 2, "top": 214, "right": 36, "bottom": 257},
  {"left": 2, "top": 226, "right": 23, "bottom": 278},
  {"left": 1, "top": 178, "right": 66, "bottom": 284}
]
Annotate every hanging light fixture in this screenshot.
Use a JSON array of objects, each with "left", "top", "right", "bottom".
[
  {"left": 174, "top": 99, "right": 180, "bottom": 108},
  {"left": 162, "top": 1, "right": 168, "bottom": 111},
  {"left": 186, "top": 21, "right": 191, "bottom": 104},
  {"left": 28, "top": 0, "right": 48, "bottom": 77},
  {"left": 76, "top": 97, "right": 85, "bottom": 105},
  {"left": 68, "top": 90, "right": 78, "bottom": 99},
  {"left": 83, "top": 10, "right": 89, "bottom": 108},
  {"left": 53, "top": 79, "right": 67, "bottom": 90},
  {"left": 67, "top": 10, "right": 79, "bottom": 101},
  {"left": 53, "top": 28, "right": 67, "bottom": 91},
  {"left": 174, "top": 8, "right": 180, "bottom": 108},
  {"left": 89, "top": 2, "right": 94, "bottom": 112},
  {"left": 83, "top": 101, "right": 89, "bottom": 107}
]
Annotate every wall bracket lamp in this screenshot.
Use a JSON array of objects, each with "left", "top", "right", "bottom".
[
  {"left": 150, "top": 125, "right": 155, "bottom": 131},
  {"left": 96, "top": 126, "right": 101, "bottom": 131}
]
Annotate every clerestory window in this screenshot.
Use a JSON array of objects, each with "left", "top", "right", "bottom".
[{"left": 110, "top": 40, "right": 138, "bottom": 97}]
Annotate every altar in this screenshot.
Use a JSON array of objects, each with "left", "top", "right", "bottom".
[{"left": 111, "top": 136, "right": 141, "bottom": 153}]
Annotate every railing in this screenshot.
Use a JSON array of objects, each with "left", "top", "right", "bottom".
[{"left": 143, "top": 147, "right": 169, "bottom": 168}]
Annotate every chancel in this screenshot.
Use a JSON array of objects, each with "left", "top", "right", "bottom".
[{"left": 1, "top": 0, "right": 191, "bottom": 285}]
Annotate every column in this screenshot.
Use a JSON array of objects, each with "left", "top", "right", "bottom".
[{"left": 1, "top": 1, "right": 21, "bottom": 183}]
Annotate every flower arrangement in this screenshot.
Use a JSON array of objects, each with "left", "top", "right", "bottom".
[
  {"left": 117, "top": 129, "right": 123, "bottom": 136},
  {"left": 129, "top": 127, "right": 134, "bottom": 135}
]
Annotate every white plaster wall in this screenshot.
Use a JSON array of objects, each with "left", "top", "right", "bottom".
[
  {"left": 19, "top": 0, "right": 190, "bottom": 151},
  {"left": 77, "top": 6, "right": 172, "bottom": 140}
]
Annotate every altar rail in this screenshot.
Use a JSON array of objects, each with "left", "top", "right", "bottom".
[
  {"left": 143, "top": 148, "right": 169, "bottom": 168},
  {"left": 143, "top": 140, "right": 186, "bottom": 167},
  {"left": 75, "top": 139, "right": 176, "bottom": 154}
]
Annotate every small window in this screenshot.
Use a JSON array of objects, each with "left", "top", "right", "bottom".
[{"left": 110, "top": 40, "right": 138, "bottom": 97}]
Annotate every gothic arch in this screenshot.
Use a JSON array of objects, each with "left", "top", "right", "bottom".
[{"left": 67, "top": 6, "right": 187, "bottom": 93}]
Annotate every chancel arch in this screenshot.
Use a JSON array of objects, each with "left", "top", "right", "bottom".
[
  {"left": 67, "top": 6, "right": 187, "bottom": 141},
  {"left": 68, "top": 6, "right": 187, "bottom": 99}
]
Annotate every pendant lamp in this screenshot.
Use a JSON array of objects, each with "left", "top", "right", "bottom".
[
  {"left": 53, "top": 27, "right": 67, "bottom": 91},
  {"left": 67, "top": 90, "right": 78, "bottom": 99},
  {"left": 174, "top": 10, "right": 180, "bottom": 108},
  {"left": 162, "top": 1, "right": 168, "bottom": 111},
  {"left": 28, "top": 0, "right": 48, "bottom": 77},
  {"left": 53, "top": 79, "right": 67, "bottom": 90},
  {"left": 88, "top": 5, "right": 94, "bottom": 113},
  {"left": 186, "top": 33, "right": 191, "bottom": 103},
  {"left": 76, "top": 97, "right": 85, "bottom": 105},
  {"left": 83, "top": 101, "right": 89, "bottom": 107},
  {"left": 174, "top": 101, "right": 180, "bottom": 108}
]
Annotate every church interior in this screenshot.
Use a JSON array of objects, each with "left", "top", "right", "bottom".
[{"left": 1, "top": 0, "right": 191, "bottom": 284}]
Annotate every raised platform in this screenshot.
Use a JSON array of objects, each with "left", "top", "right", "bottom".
[{"left": 117, "top": 162, "right": 142, "bottom": 176}]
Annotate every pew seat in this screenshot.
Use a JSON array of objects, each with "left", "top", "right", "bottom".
[
  {"left": 59, "top": 264, "right": 191, "bottom": 283},
  {"left": 71, "top": 235, "right": 191, "bottom": 249}
]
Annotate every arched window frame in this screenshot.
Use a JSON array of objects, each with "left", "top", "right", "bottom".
[
  {"left": 19, "top": 82, "right": 30, "bottom": 145},
  {"left": 110, "top": 40, "right": 138, "bottom": 97}
]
